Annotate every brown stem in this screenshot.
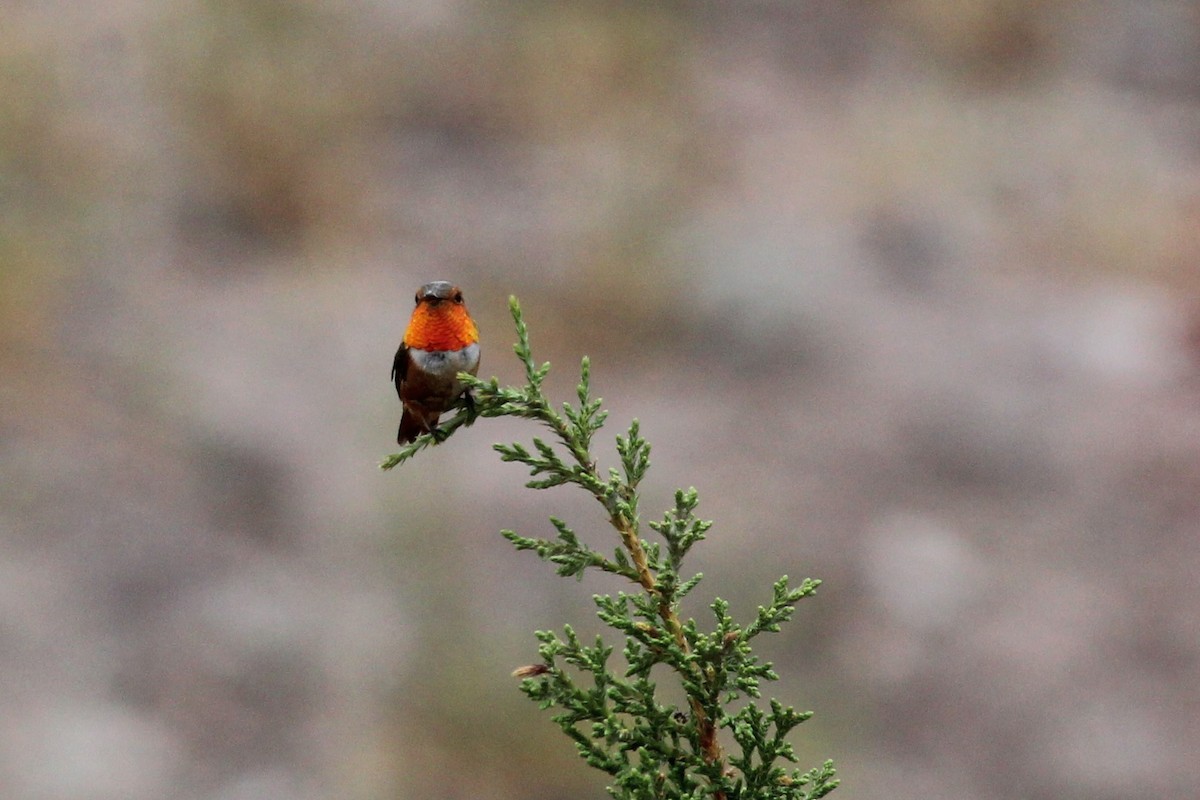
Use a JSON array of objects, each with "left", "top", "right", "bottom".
[
  {"left": 550, "top": 409, "right": 727, "bottom": 795},
  {"left": 611, "top": 511, "right": 726, "bottom": 794}
]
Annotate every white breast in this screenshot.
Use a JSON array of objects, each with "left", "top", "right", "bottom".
[{"left": 408, "top": 343, "right": 480, "bottom": 378}]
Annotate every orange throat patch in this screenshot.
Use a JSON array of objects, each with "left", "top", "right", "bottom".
[{"left": 403, "top": 304, "right": 479, "bottom": 351}]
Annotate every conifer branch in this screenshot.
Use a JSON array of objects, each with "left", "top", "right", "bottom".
[{"left": 382, "top": 296, "right": 838, "bottom": 800}]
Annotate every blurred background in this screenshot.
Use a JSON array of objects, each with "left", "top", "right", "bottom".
[{"left": 3, "top": 1, "right": 1200, "bottom": 798}]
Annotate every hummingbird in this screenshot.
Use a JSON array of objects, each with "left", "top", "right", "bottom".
[{"left": 392, "top": 282, "right": 480, "bottom": 444}]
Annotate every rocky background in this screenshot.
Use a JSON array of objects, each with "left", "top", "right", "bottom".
[{"left": 3, "top": 2, "right": 1200, "bottom": 799}]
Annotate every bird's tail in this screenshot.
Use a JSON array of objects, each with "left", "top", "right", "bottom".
[{"left": 397, "top": 409, "right": 430, "bottom": 445}]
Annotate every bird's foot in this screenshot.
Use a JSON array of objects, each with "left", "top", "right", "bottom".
[{"left": 462, "top": 390, "right": 478, "bottom": 426}]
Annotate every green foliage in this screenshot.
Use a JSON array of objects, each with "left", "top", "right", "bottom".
[{"left": 383, "top": 296, "right": 838, "bottom": 800}]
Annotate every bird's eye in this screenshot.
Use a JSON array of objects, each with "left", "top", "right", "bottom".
[
  {"left": 414, "top": 293, "right": 421, "bottom": 305},
  {"left": 453, "top": 292, "right": 464, "bottom": 303}
]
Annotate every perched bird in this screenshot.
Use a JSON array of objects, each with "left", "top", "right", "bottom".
[{"left": 392, "top": 282, "right": 481, "bottom": 444}]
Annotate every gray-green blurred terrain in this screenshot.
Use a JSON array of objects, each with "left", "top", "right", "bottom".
[{"left": 3, "top": 2, "right": 1199, "bottom": 798}]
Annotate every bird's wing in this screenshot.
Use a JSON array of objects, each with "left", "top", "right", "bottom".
[{"left": 392, "top": 343, "right": 408, "bottom": 396}]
